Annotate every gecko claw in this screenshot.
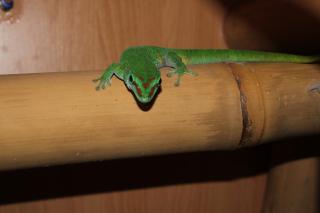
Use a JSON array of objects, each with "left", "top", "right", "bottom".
[
  {"left": 188, "top": 69, "right": 198, "bottom": 77},
  {"left": 92, "top": 78, "right": 100, "bottom": 83},
  {"left": 174, "top": 76, "right": 181, "bottom": 87},
  {"left": 166, "top": 69, "right": 175, "bottom": 78},
  {"left": 93, "top": 77, "right": 111, "bottom": 91},
  {"left": 167, "top": 67, "right": 197, "bottom": 86}
]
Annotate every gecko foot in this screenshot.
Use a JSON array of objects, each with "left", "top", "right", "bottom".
[
  {"left": 166, "top": 68, "right": 198, "bottom": 86},
  {"left": 93, "top": 77, "right": 111, "bottom": 90}
]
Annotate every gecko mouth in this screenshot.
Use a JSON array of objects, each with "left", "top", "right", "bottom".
[
  {"left": 133, "top": 86, "right": 162, "bottom": 111},
  {"left": 136, "top": 86, "right": 161, "bottom": 104},
  {"left": 140, "top": 97, "right": 151, "bottom": 103}
]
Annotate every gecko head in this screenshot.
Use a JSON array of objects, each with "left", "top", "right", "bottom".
[{"left": 126, "top": 72, "right": 161, "bottom": 104}]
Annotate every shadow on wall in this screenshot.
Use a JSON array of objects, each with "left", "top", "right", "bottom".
[
  {"left": 0, "top": 144, "right": 270, "bottom": 205},
  {"left": 267, "top": 136, "right": 320, "bottom": 212},
  {"left": 204, "top": 0, "right": 320, "bottom": 54}
]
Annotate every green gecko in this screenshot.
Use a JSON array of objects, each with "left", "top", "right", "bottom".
[{"left": 94, "top": 46, "right": 319, "bottom": 103}]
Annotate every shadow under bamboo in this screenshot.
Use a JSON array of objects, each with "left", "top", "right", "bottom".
[{"left": 0, "top": 63, "right": 319, "bottom": 170}]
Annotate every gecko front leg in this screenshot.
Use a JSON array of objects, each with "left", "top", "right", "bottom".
[
  {"left": 93, "top": 63, "right": 124, "bottom": 90},
  {"left": 164, "top": 52, "right": 198, "bottom": 86}
]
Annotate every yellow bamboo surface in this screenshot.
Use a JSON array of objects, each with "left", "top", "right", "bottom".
[{"left": 0, "top": 63, "right": 319, "bottom": 170}]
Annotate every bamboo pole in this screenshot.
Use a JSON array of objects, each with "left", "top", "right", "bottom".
[{"left": 0, "top": 63, "right": 319, "bottom": 170}]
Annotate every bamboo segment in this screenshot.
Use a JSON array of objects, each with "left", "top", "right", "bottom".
[
  {"left": 0, "top": 63, "right": 319, "bottom": 170},
  {"left": 231, "top": 63, "right": 320, "bottom": 144}
]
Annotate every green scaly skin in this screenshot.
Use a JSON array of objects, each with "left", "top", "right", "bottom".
[{"left": 94, "top": 46, "right": 320, "bottom": 104}]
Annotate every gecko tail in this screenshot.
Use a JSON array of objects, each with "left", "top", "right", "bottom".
[
  {"left": 314, "top": 55, "right": 320, "bottom": 62},
  {"left": 170, "top": 48, "right": 320, "bottom": 65},
  {"left": 300, "top": 55, "right": 320, "bottom": 63},
  {"left": 289, "top": 54, "right": 320, "bottom": 63}
]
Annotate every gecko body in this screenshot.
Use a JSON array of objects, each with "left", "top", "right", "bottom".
[{"left": 94, "top": 46, "right": 320, "bottom": 103}]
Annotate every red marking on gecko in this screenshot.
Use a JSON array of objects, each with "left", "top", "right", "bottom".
[
  {"left": 137, "top": 76, "right": 144, "bottom": 81},
  {"left": 132, "top": 81, "right": 142, "bottom": 96},
  {"left": 142, "top": 77, "right": 156, "bottom": 89},
  {"left": 148, "top": 85, "right": 157, "bottom": 97},
  {"left": 143, "top": 82, "right": 150, "bottom": 89}
]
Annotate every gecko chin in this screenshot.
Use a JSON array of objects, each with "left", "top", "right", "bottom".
[
  {"left": 129, "top": 88, "right": 155, "bottom": 104},
  {"left": 130, "top": 86, "right": 162, "bottom": 111},
  {"left": 138, "top": 96, "right": 152, "bottom": 104},
  {"left": 132, "top": 87, "right": 161, "bottom": 107},
  {"left": 125, "top": 73, "right": 162, "bottom": 105},
  {"left": 131, "top": 86, "right": 160, "bottom": 104}
]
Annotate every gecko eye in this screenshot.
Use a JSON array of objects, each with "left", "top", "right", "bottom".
[{"left": 129, "top": 75, "right": 134, "bottom": 83}]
